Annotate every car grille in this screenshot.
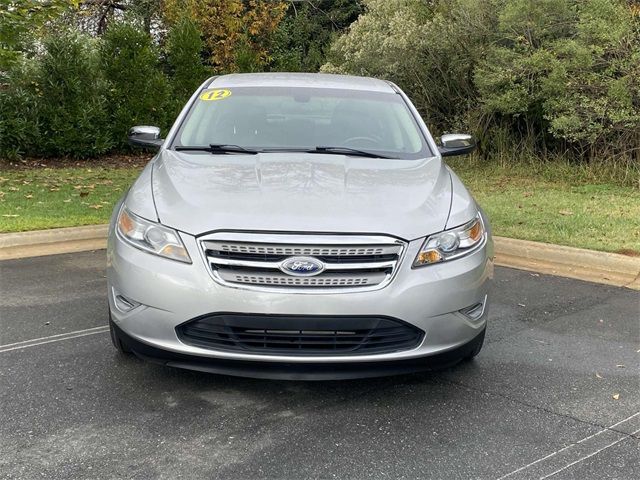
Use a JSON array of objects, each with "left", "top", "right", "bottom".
[
  {"left": 176, "top": 314, "right": 424, "bottom": 356},
  {"left": 200, "top": 233, "right": 405, "bottom": 291}
]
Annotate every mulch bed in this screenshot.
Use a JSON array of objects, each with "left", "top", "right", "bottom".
[{"left": 0, "top": 153, "right": 153, "bottom": 171}]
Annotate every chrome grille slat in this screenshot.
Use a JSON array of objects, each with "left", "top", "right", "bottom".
[
  {"left": 208, "top": 256, "right": 397, "bottom": 271},
  {"left": 202, "top": 241, "right": 402, "bottom": 257},
  {"left": 200, "top": 234, "right": 405, "bottom": 292},
  {"left": 217, "top": 270, "right": 386, "bottom": 287}
]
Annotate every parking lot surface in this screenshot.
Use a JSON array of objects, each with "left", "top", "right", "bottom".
[{"left": 1, "top": 251, "right": 638, "bottom": 479}]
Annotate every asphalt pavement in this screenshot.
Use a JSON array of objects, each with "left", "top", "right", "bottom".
[{"left": 1, "top": 251, "right": 638, "bottom": 479}]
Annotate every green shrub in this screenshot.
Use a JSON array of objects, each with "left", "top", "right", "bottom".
[
  {"left": 100, "top": 23, "right": 170, "bottom": 147},
  {"left": 323, "top": 0, "right": 640, "bottom": 174},
  {"left": 322, "top": 0, "right": 496, "bottom": 132},
  {"left": 0, "top": 57, "right": 41, "bottom": 159},
  {"left": 475, "top": 0, "right": 640, "bottom": 158},
  {"left": 36, "top": 32, "right": 112, "bottom": 158},
  {"left": 165, "top": 16, "right": 209, "bottom": 117},
  {"left": 322, "top": 0, "right": 430, "bottom": 85},
  {"left": 271, "top": 0, "right": 363, "bottom": 73}
]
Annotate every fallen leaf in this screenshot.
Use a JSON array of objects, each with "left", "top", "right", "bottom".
[
  {"left": 612, "top": 393, "right": 620, "bottom": 400},
  {"left": 24, "top": 194, "right": 33, "bottom": 199},
  {"left": 79, "top": 191, "right": 89, "bottom": 197},
  {"left": 63, "top": 199, "right": 71, "bottom": 203},
  {"left": 559, "top": 210, "right": 574, "bottom": 216}
]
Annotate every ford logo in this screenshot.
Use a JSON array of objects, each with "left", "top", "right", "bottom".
[{"left": 279, "top": 256, "right": 325, "bottom": 277}]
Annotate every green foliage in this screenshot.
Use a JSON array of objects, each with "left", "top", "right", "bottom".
[
  {"left": 165, "top": 16, "right": 209, "bottom": 116},
  {"left": 271, "top": 0, "right": 363, "bottom": 72},
  {"left": 100, "top": 23, "right": 170, "bottom": 147},
  {"left": 475, "top": 0, "right": 640, "bottom": 155},
  {"left": 0, "top": 0, "right": 76, "bottom": 69},
  {"left": 1, "top": 0, "right": 637, "bottom": 174},
  {"left": 322, "top": 0, "right": 429, "bottom": 80},
  {"left": 323, "top": 0, "right": 497, "bottom": 130},
  {"left": 324, "top": 0, "right": 640, "bottom": 168},
  {"left": 0, "top": 57, "right": 40, "bottom": 158},
  {"left": 37, "top": 32, "right": 112, "bottom": 157},
  {"left": 162, "top": 0, "right": 288, "bottom": 73}
]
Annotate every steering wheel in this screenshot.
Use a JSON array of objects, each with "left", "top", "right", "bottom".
[{"left": 341, "top": 136, "right": 382, "bottom": 148}]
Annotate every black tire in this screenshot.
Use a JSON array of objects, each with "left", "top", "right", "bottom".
[
  {"left": 109, "top": 314, "right": 132, "bottom": 355},
  {"left": 463, "top": 328, "right": 485, "bottom": 361}
]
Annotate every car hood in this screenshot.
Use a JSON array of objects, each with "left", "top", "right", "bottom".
[{"left": 152, "top": 150, "right": 452, "bottom": 240}]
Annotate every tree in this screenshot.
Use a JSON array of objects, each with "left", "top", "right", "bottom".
[
  {"left": 324, "top": 0, "right": 640, "bottom": 164},
  {"left": 37, "top": 31, "right": 112, "bottom": 157},
  {"left": 166, "top": 16, "right": 210, "bottom": 115},
  {"left": 271, "top": 0, "right": 363, "bottom": 72},
  {"left": 100, "top": 23, "right": 170, "bottom": 146},
  {"left": 0, "top": 57, "right": 40, "bottom": 158},
  {"left": 71, "top": 0, "right": 162, "bottom": 35},
  {"left": 162, "top": 0, "right": 287, "bottom": 72},
  {"left": 475, "top": 0, "right": 640, "bottom": 157},
  {"left": 0, "top": 0, "right": 77, "bottom": 69}
]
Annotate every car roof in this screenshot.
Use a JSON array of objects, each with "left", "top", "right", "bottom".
[{"left": 207, "top": 72, "right": 396, "bottom": 93}]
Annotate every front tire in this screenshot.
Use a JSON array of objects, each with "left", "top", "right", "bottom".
[{"left": 109, "top": 313, "right": 132, "bottom": 355}]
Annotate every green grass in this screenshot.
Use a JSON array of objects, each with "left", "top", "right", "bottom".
[
  {"left": 0, "top": 167, "right": 139, "bottom": 232},
  {"left": 1, "top": 160, "right": 638, "bottom": 254},
  {"left": 448, "top": 158, "right": 640, "bottom": 254}
]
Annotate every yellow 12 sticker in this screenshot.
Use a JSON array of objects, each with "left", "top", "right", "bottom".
[{"left": 200, "top": 89, "right": 232, "bottom": 101}]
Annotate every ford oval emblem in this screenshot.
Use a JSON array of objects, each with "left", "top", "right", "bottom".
[{"left": 279, "top": 256, "right": 325, "bottom": 277}]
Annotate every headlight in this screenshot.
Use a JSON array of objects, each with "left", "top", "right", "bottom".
[
  {"left": 116, "top": 207, "right": 191, "bottom": 263},
  {"left": 413, "top": 214, "right": 485, "bottom": 267}
]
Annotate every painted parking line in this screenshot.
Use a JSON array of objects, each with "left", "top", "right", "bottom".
[
  {"left": 0, "top": 325, "right": 109, "bottom": 353},
  {"left": 496, "top": 412, "right": 640, "bottom": 479},
  {"left": 539, "top": 433, "right": 639, "bottom": 479}
]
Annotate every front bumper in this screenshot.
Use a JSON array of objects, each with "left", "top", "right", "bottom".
[
  {"left": 113, "top": 320, "right": 485, "bottom": 380},
  {"left": 107, "top": 227, "right": 493, "bottom": 373}
]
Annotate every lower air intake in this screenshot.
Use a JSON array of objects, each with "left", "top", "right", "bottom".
[{"left": 176, "top": 314, "right": 424, "bottom": 356}]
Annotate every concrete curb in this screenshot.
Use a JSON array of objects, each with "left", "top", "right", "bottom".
[
  {"left": 493, "top": 237, "right": 640, "bottom": 290},
  {"left": 0, "top": 225, "right": 107, "bottom": 260},
  {"left": 1, "top": 225, "right": 639, "bottom": 290}
]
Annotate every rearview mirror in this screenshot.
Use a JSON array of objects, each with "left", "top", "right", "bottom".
[
  {"left": 128, "top": 126, "right": 163, "bottom": 149},
  {"left": 438, "top": 133, "right": 476, "bottom": 157}
]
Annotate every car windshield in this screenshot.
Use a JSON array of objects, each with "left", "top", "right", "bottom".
[{"left": 172, "top": 86, "right": 431, "bottom": 159}]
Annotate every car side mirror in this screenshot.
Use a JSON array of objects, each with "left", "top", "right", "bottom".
[
  {"left": 438, "top": 133, "right": 476, "bottom": 157},
  {"left": 128, "top": 126, "right": 164, "bottom": 149}
]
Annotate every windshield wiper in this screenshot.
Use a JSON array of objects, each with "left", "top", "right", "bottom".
[
  {"left": 312, "top": 146, "right": 393, "bottom": 159},
  {"left": 174, "top": 144, "right": 258, "bottom": 154}
]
